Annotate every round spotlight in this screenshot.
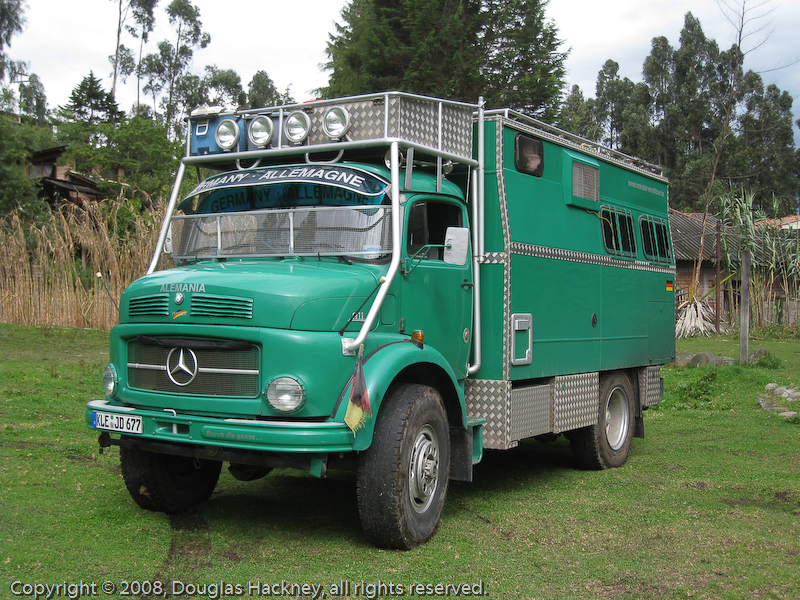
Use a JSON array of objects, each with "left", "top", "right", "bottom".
[
  {"left": 322, "top": 106, "right": 351, "bottom": 140},
  {"left": 247, "top": 115, "right": 274, "bottom": 148},
  {"left": 215, "top": 119, "right": 240, "bottom": 151},
  {"left": 266, "top": 376, "right": 306, "bottom": 412},
  {"left": 283, "top": 111, "right": 311, "bottom": 144}
]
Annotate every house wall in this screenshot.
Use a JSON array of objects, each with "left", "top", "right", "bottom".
[{"left": 675, "top": 261, "right": 720, "bottom": 311}]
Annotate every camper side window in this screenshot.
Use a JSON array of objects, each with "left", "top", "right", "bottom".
[
  {"left": 407, "top": 201, "right": 463, "bottom": 260},
  {"left": 601, "top": 207, "right": 636, "bottom": 258},
  {"left": 640, "top": 217, "right": 672, "bottom": 262},
  {"left": 514, "top": 134, "right": 544, "bottom": 177}
]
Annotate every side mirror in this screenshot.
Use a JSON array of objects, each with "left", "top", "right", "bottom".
[{"left": 443, "top": 226, "right": 470, "bottom": 266}]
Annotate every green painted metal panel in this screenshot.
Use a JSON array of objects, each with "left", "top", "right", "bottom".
[{"left": 472, "top": 118, "right": 674, "bottom": 383}]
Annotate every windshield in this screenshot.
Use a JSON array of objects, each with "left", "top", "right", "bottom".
[{"left": 171, "top": 165, "right": 391, "bottom": 261}]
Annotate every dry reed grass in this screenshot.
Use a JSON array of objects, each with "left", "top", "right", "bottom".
[{"left": 0, "top": 201, "right": 166, "bottom": 330}]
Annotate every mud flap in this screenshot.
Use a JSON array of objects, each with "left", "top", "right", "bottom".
[{"left": 449, "top": 417, "right": 484, "bottom": 482}]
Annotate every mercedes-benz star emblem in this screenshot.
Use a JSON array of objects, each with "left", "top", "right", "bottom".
[{"left": 166, "top": 347, "right": 198, "bottom": 386}]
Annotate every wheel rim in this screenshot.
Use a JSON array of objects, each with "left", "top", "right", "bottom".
[
  {"left": 605, "top": 386, "right": 630, "bottom": 451},
  {"left": 408, "top": 424, "right": 440, "bottom": 514}
]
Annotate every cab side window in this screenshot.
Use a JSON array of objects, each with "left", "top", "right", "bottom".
[{"left": 407, "top": 201, "right": 463, "bottom": 260}]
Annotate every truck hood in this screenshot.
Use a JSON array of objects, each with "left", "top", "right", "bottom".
[{"left": 121, "top": 258, "right": 383, "bottom": 331}]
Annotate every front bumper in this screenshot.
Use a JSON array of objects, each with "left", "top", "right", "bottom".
[{"left": 86, "top": 399, "right": 356, "bottom": 456}]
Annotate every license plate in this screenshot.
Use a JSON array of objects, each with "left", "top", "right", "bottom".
[{"left": 92, "top": 411, "right": 143, "bottom": 434}]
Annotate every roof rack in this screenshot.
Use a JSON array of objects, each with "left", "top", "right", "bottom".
[
  {"left": 485, "top": 108, "right": 667, "bottom": 182},
  {"left": 186, "top": 92, "right": 479, "bottom": 169}
]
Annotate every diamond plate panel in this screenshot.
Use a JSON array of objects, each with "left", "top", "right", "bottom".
[
  {"left": 510, "top": 384, "right": 551, "bottom": 440},
  {"left": 304, "top": 95, "right": 473, "bottom": 158},
  {"left": 640, "top": 366, "right": 663, "bottom": 407},
  {"left": 306, "top": 99, "right": 386, "bottom": 146},
  {"left": 553, "top": 373, "right": 599, "bottom": 432},
  {"left": 465, "top": 379, "right": 514, "bottom": 449}
]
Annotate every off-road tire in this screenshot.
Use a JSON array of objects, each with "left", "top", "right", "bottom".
[
  {"left": 120, "top": 444, "right": 221, "bottom": 514},
  {"left": 357, "top": 383, "right": 450, "bottom": 549},
  {"left": 570, "top": 372, "right": 635, "bottom": 470}
]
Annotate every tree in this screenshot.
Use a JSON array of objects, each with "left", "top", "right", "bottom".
[
  {"left": 56, "top": 74, "right": 124, "bottom": 173},
  {"left": 396, "top": 0, "right": 484, "bottom": 100},
  {"left": 109, "top": 0, "right": 159, "bottom": 104},
  {"left": 141, "top": 0, "right": 210, "bottom": 133},
  {"left": 736, "top": 74, "right": 798, "bottom": 213},
  {"left": 100, "top": 116, "right": 181, "bottom": 203},
  {"left": 593, "top": 60, "right": 635, "bottom": 150},
  {"left": 323, "top": 0, "right": 566, "bottom": 113},
  {"left": 247, "top": 70, "right": 293, "bottom": 108},
  {"left": 129, "top": 0, "right": 159, "bottom": 109},
  {"left": 59, "top": 72, "right": 123, "bottom": 127},
  {"left": 18, "top": 72, "right": 47, "bottom": 125},
  {"left": 0, "top": 117, "right": 48, "bottom": 222},
  {"left": 481, "top": 0, "right": 567, "bottom": 118},
  {"left": 201, "top": 66, "right": 244, "bottom": 108},
  {"left": 0, "top": 0, "right": 26, "bottom": 81},
  {"left": 642, "top": 36, "right": 677, "bottom": 169},
  {"left": 556, "top": 85, "right": 599, "bottom": 140}
]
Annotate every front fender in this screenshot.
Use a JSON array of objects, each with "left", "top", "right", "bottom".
[{"left": 334, "top": 340, "right": 465, "bottom": 451}]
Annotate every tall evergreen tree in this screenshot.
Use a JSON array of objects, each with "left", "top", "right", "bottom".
[
  {"left": 481, "top": 0, "right": 566, "bottom": 118},
  {"left": 323, "top": 0, "right": 566, "bottom": 115},
  {"left": 60, "top": 72, "right": 123, "bottom": 126}
]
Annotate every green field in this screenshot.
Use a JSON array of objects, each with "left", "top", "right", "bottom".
[{"left": 1, "top": 323, "right": 798, "bottom": 599}]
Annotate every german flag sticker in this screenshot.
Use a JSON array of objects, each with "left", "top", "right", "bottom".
[{"left": 666, "top": 281, "right": 674, "bottom": 292}]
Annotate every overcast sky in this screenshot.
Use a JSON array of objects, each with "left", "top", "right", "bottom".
[{"left": 8, "top": 0, "right": 800, "bottom": 142}]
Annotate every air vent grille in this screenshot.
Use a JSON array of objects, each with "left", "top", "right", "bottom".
[{"left": 191, "top": 294, "right": 254, "bottom": 319}]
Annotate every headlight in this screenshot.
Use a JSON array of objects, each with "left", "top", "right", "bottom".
[
  {"left": 283, "top": 111, "right": 311, "bottom": 144},
  {"left": 102, "top": 364, "right": 118, "bottom": 398},
  {"left": 248, "top": 115, "right": 274, "bottom": 147},
  {"left": 322, "top": 106, "right": 351, "bottom": 140},
  {"left": 215, "top": 118, "right": 240, "bottom": 151},
  {"left": 266, "top": 376, "right": 306, "bottom": 412}
]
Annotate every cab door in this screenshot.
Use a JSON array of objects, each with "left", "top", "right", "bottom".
[{"left": 401, "top": 198, "right": 473, "bottom": 379}]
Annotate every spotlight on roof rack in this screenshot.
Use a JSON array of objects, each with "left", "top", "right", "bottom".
[
  {"left": 284, "top": 111, "right": 311, "bottom": 144},
  {"left": 322, "top": 106, "right": 351, "bottom": 140},
  {"left": 215, "top": 118, "right": 240, "bottom": 151},
  {"left": 247, "top": 115, "right": 274, "bottom": 148}
]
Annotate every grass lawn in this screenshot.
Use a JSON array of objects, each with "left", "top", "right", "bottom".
[{"left": 0, "top": 323, "right": 798, "bottom": 599}]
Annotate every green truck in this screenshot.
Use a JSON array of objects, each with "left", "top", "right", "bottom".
[{"left": 86, "top": 92, "right": 674, "bottom": 549}]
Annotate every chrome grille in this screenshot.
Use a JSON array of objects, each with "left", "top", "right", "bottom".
[
  {"left": 127, "top": 338, "right": 260, "bottom": 397},
  {"left": 129, "top": 294, "right": 169, "bottom": 316},
  {"left": 191, "top": 294, "right": 254, "bottom": 319}
]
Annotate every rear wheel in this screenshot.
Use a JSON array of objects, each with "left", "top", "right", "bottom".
[
  {"left": 570, "top": 372, "right": 635, "bottom": 470},
  {"left": 120, "top": 444, "right": 221, "bottom": 514},
  {"left": 357, "top": 384, "right": 450, "bottom": 549}
]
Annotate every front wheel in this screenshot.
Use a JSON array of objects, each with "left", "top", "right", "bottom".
[
  {"left": 570, "top": 372, "right": 635, "bottom": 470},
  {"left": 120, "top": 444, "right": 221, "bottom": 514},
  {"left": 357, "top": 384, "right": 450, "bottom": 549}
]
